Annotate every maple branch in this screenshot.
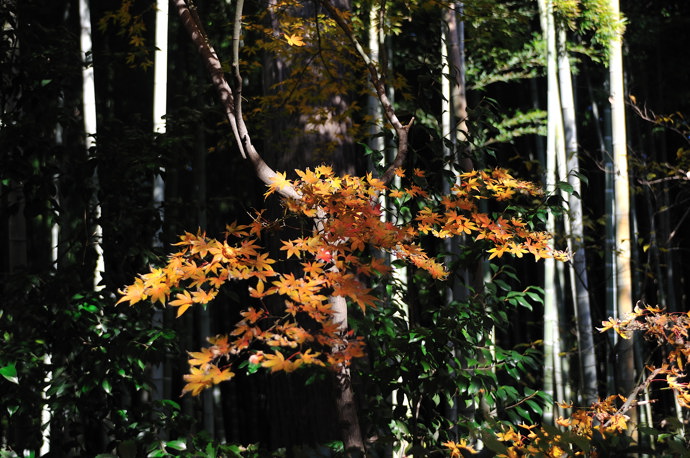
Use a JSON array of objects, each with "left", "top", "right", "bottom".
[
  {"left": 628, "top": 97, "right": 690, "bottom": 146},
  {"left": 172, "top": 0, "right": 300, "bottom": 200},
  {"left": 318, "top": 0, "right": 412, "bottom": 185},
  {"left": 604, "top": 366, "right": 663, "bottom": 427}
]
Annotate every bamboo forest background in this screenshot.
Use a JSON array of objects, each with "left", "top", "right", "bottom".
[{"left": 2, "top": 0, "right": 690, "bottom": 456}]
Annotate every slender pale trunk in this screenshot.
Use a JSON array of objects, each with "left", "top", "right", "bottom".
[
  {"left": 538, "top": 0, "right": 567, "bottom": 423},
  {"left": 443, "top": 3, "right": 468, "bottom": 146},
  {"left": 79, "top": 0, "right": 101, "bottom": 290},
  {"left": 609, "top": 0, "right": 635, "bottom": 405},
  {"left": 151, "top": 0, "right": 170, "bottom": 421},
  {"left": 557, "top": 29, "right": 598, "bottom": 406},
  {"left": 152, "top": 0, "right": 168, "bottom": 244},
  {"left": 330, "top": 295, "right": 365, "bottom": 455},
  {"left": 367, "top": 0, "right": 384, "bottom": 158}
]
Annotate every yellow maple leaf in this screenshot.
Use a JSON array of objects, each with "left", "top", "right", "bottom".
[
  {"left": 284, "top": 33, "right": 305, "bottom": 47},
  {"left": 182, "top": 365, "right": 234, "bottom": 396},
  {"left": 187, "top": 348, "right": 214, "bottom": 367},
  {"left": 181, "top": 366, "right": 212, "bottom": 396},
  {"left": 265, "top": 171, "right": 292, "bottom": 197},
  {"left": 295, "top": 168, "right": 320, "bottom": 184}
]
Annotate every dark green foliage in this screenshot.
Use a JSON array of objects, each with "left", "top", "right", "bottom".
[
  {"left": 351, "top": 253, "right": 548, "bottom": 455},
  {"left": 0, "top": 277, "right": 185, "bottom": 455}
]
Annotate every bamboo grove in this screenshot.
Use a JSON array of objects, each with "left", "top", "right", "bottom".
[{"left": 3, "top": 0, "right": 690, "bottom": 456}]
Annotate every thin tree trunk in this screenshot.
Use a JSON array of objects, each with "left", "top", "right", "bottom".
[
  {"left": 608, "top": 0, "right": 634, "bottom": 401},
  {"left": 370, "top": 5, "right": 410, "bottom": 456},
  {"left": 152, "top": 0, "right": 168, "bottom": 245},
  {"left": 557, "top": 29, "right": 598, "bottom": 406},
  {"left": 331, "top": 296, "right": 365, "bottom": 456},
  {"left": 538, "top": 0, "right": 566, "bottom": 424},
  {"left": 442, "top": 0, "right": 476, "bottom": 436},
  {"left": 151, "top": 0, "right": 169, "bottom": 412},
  {"left": 602, "top": 104, "right": 618, "bottom": 394},
  {"left": 443, "top": 2, "right": 468, "bottom": 146},
  {"left": 80, "top": 0, "right": 101, "bottom": 290}
]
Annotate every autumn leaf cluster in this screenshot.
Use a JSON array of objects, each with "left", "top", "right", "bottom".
[
  {"left": 475, "top": 394, "right": 631, "bottom": 457},
  {"left": 447, "top": 304, "right": 690, "bottom": 457},
  {"left": 118, "top": 166, "right": 564, "bottom": 396},
  {"left": 599, "top": 304, "right": 690, "bottom": 408}
]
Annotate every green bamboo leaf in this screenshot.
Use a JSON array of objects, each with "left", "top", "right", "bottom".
[
  {"left": 0, "top": 363, "right": 18, "bottom": 384},
  {"left": 165, "top": 439, "right": 187, "bottom": 451}
]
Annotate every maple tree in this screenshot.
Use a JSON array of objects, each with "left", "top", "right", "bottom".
[{"left": 117, "top": 165, "right": 566, "bottom": 397}]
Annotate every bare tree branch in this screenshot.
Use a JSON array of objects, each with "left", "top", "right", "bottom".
[
  {"left": 628, "top": 97, "right": 690, "bottom": 146},
  {"left": 604, "top": 366, "right": 663, "bottom": 427},
  {"left": 318, "top": 0, "right": 413, "bottom": 185},
  {"left": 172, "top": 0, "right": 300, "bottom": 200}
]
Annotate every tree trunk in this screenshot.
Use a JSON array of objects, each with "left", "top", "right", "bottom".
[
  {"left": 608, "top": 0, "right": 635, "bottom": 402},
  {"left": 538, "top": 0, "right": 567, "bottom": 424},
  {"left": 557, "top": 28, "right": 598, "bottom": 406},
  {"left": 332, "top": 295, "right": 365, "bottom": 455},
  {"left": 151, "top": 0, "right": 169, "bottom": 412},
  {"left": 80, "top": 0, "right": 102, "bottom": 291}
]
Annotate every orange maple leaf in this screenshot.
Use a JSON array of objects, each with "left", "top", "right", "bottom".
[
  {"left": 181, "top": 366, "right": 212, "bottom": 396},
  {"left": 248, "top": 280, "right": 274, "bottom": 299},
  {"left": 281, "top": 239, "right": 302, "bottom": 259},
  {"left": 116, "top": 278, "right": 147, "bottom": 305},
  {"left": 299, "top": 349, "right": 325, "bottom": 367},
  {"left": 169, "top": 290, "right": 194, "bottom": 317},
  {"left": 224, "top": 221, "right": 249, "bottom": 238},
  {"left": 182, "top": 365, "right": 234, "bottom": 396},
  {"left": 301, "top": 261, "right": 324, "bottom": 276},
  {"left": 240, "top": 306, "right": 264, "bottom": 323},
  {"left": 261, "top": 351, "right": 288, "bottom": 372},
  {"left": 487, "top": 244, "right": 510, "bottom": 260},
  {"left": 192, "top": 288, "right": 217, "bottom": 304},
  {"left": 252, "top": 252, "right": 275, "bottom": 272}
]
